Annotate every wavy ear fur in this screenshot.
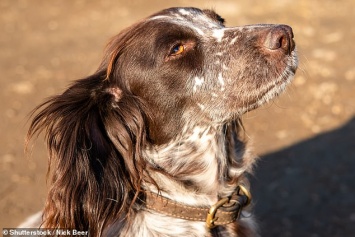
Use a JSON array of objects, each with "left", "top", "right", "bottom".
[{"left": 27, "top": 70, "right": 150, "bottom": 235}]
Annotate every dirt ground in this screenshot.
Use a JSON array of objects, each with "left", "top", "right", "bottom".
[{"left": 1, "top": 0, "right": 354, "bottom": 236}]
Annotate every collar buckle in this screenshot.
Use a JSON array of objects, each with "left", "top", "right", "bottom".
[
  {"left": 206, "top": 197, "right": 230, "bottom": 228},
  {"left": 206, "top": 185, "right": 252, "bottom": 229}
]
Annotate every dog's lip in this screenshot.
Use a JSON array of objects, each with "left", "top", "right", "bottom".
[{"left": 241, "top": 70, "right": 295, "bottom": 111}]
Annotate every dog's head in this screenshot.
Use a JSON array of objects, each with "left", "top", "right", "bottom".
[
  {"left": 102, "top": 7, "right": 297, "bottom": 143},
  {"left": 27, "top": 7, "right": 297, "bottom": 235}
]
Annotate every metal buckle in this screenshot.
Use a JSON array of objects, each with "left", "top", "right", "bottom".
[
  {"left": 237, "top": 184, "right": 252, "bottom": 206},
  {"left": 205, "top": 185, "right": 252, "bottom": 229},
  {"left": 206, "top": 197, "right": 229, "bottom": 229}
]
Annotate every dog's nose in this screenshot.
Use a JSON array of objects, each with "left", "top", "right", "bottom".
[{"left": 263, "top": 25, "right": 295, "bottom": 54}]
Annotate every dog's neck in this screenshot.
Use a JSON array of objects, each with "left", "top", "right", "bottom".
[
  {"left": 108, "top": 123, "right": 257, "bottom": 236},
  {"left": 144, "top": 122, "right": 253, "bottom": 206}
]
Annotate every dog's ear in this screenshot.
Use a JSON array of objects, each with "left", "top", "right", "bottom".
[{"left": 27, "top": 70, "right": 150, "bottom": 235}]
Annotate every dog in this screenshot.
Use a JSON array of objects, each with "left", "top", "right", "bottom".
[{"left": 24, "top": 7, "right": 298, "bottom": 237}]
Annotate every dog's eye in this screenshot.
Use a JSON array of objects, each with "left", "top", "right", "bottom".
[{"left": 170, "top": 44, "right": 185, "bottom": 56}]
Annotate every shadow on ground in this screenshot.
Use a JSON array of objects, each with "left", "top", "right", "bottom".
[{"left": 252, "top": 117, "right": 355, "bottom": 237}]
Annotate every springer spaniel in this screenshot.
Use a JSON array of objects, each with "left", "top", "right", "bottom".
[{"left": 24, "top": 7, "right": 298, "bottom": 237}]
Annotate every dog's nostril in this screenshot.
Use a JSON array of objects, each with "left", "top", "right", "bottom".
[{"left": 263, "top": 25, "right": 295, "bottom": 54}]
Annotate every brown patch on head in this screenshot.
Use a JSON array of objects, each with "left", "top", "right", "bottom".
[{"left": 202, "top": 9, "right": 225, "bottom": 25}]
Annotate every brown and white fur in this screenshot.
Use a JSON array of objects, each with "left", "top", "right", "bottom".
[{"left": 25, "top": 7, "right": 298, "bottom": 237}]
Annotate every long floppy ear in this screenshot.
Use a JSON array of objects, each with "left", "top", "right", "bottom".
[{"left": 27, "top": 70, "right": 150, "bottom": 235}]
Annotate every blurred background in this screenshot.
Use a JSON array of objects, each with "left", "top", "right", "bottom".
[{"left": 1, "top": 0, "right": 354, "bottom": 236}]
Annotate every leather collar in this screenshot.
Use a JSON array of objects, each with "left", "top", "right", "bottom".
[{"left": 144, "top": 185, "right": 251, "bottom": 229}]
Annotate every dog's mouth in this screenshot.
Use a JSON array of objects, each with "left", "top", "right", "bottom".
[{"left": 242, "top": 55, "right": 298, "bottom": 113}]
